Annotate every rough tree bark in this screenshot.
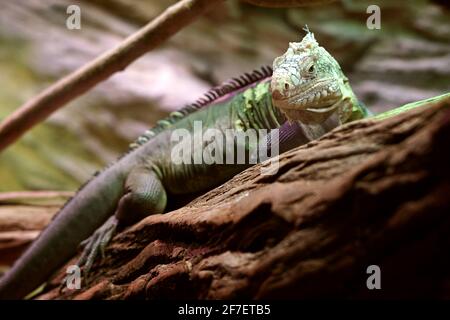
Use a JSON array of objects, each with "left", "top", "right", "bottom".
[
  {"left": 0, "top": 192, "right": 72, "bottom": 267},
  {"left": 37, "top": 93, "right": 450, "bottom": 299}
]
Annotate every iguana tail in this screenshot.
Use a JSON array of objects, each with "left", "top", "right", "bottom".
[{"left": 0, "top": 165, "right": 127, "bottom": 300}]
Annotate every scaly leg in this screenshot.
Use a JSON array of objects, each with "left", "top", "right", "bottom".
[{"left": 78, "top": 167, "right": 167, "bottom": 273}]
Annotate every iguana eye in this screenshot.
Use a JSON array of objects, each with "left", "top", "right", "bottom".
[{"left": 302, "top": 60, "right": 315, "bottom": 77}]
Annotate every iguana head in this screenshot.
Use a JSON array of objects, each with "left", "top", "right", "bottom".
[{"left": 271, "top": 28, "right": 356, "bottom": 124}]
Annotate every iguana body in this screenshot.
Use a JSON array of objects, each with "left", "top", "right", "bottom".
[{"left": 0, "top": 31, "right": 369, "bottom": 299}]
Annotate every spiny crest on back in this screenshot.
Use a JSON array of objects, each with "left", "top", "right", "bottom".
[
  {"left": 128, "top": 66, "right": 273, "bottom": 150},
  {"left": 56, "top": 66, "right": 273, "bottom": 220}
]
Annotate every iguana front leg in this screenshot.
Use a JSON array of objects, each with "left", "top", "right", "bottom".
[{"left": 78, "top": 166, "right": 167, "bottom": 273}]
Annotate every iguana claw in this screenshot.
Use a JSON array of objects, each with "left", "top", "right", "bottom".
[{"left": 77, "top": 216, "right": 118, "bottom": 275}]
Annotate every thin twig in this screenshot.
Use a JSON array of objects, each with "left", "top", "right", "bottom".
[
  {"left": 241, "top": 0, "right": 336, "bottom": 7},
  {"left": 0, "top": 0, "right": 223, "bottom": 152}
]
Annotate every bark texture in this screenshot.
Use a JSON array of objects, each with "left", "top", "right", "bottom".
[
  {"left": 40, "top": 94, "right": 450, "bottom": 299},
  {"left": 0, "top": 192, "right": 72, "bottom": 268}
]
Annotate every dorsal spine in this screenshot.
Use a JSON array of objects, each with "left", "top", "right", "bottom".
[{"left": 129, "top": 66, "right": 273, "bottom": 149}]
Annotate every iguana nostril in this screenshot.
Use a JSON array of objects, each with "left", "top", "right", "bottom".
[
  {"left": 271, "top": 81, "right": 289, "bottom": 99},
  {"left": 272, "top": 89, "right": 283, "bottom": 100}
]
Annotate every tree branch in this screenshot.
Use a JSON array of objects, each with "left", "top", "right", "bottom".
[
  {"left": 241, "top": 0, "right": 336, "bottom": 7},
  {"left": 0, "top": 0, "right": 223, "bottom": 152}
]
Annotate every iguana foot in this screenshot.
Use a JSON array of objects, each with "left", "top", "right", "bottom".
[{"left": 77, "top": 216, "right": 118, "bottom": 275}]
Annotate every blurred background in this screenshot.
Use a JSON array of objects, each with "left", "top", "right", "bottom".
[{"left": 0, "top": 0, "right": 449, "bottom": 192}]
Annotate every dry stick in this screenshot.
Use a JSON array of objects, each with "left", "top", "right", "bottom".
[
  {"left": 241, "top": 0, "right": 336, "bottom": 7},
  {"left": 0, "top": 0, "right": 223, "bottom": 152}
]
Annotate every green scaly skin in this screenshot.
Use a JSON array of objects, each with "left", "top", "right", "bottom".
[
  {"left": 0, "top": 31, "right": 369, "bottom": 299},
  {"left": 270, "top": 28, "right": 370, "bottom": 136}
]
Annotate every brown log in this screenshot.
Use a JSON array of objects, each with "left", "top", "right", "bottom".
[
  {"left": 0, "top": 191, "right": 71, "bottom": 267},
  {"left": 37, "top": 93, "right": 450, "bottom": 299}
]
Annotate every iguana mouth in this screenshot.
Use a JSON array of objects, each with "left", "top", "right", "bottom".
[
  {"left": 280, "top": 103, "right": 336, "bottom": 120},
  {"left": 271, "top": 77, "right": 342, "bottom": 111},
  {"left": 305, "top": 104, "right": 339, "bottom": 113}
]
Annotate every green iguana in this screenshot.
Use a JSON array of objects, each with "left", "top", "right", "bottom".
[{"left": 0, "top": 30, "right": 369, "bottom": 299}]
